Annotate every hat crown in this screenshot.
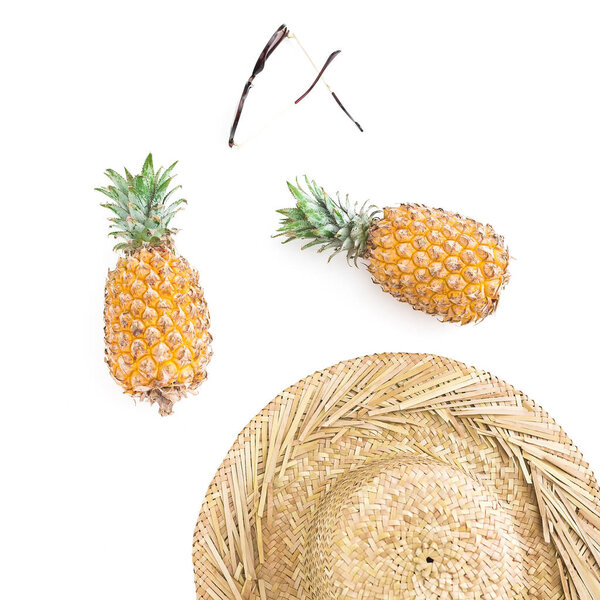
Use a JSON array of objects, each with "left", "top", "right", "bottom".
[{"left": 305, "top": 456, "right": 522, "bottom": 599}]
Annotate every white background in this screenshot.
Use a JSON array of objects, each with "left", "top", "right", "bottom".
[{"left": 2, "top": 1, "right": 600, "bottom": 598}]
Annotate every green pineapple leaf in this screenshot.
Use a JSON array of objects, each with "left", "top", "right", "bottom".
[
  {"left": 97, "top": 154, "right": 186, "bottom": 253},
  {"left": 275, "top": 177, "right": 380, "bottom": 264}
]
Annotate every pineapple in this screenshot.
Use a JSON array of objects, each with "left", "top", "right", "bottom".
[
  {"left": 97, "top": 154, "right": 212, "bottom": 415},
  {"left": 276, "top": 178, "right": 509, "bottom": 324}
]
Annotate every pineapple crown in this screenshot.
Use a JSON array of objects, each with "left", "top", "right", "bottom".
[
  {"left": 275, "top": 177, "right": 381, "bottom": 264},
  {"left": 96, "top": 153, "right": 186, "bottom": 253}
]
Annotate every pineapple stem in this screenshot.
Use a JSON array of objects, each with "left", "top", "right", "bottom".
[
  {"left": 275, "top": 177, "right": 380, "bottom": 264},
  {"left": 96, "top": 153, "right": 187, "bottom": 253}
]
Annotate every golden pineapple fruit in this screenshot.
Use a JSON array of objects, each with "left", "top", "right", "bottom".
[
  {"left": 97, "top": 154, "right": 211, "bottom": 414},
  {"left": 276, "top": 178, "right": 509, "bottom": 324}
]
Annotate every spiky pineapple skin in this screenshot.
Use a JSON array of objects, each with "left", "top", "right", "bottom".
[
  {"left": 367, "top": 205, "right": 509, "bottom": 324},
  {"left": 104, "top": 247, "right": 211, "bottom": 414}
]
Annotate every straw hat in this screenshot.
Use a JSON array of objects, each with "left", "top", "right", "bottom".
[{"left": 193, "top": 353, "right": 600, "bottom": 600}]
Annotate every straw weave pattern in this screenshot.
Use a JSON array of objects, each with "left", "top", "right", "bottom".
[{"left": 193, "top": 353, "right": 600, "bottom": 600}]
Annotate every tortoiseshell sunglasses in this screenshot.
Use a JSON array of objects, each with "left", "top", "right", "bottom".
[{"left": 229, "top": 24, "right": 363, "bottom": 148}]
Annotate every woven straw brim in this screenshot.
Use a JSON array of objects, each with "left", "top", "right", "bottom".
[{"left": 193, "top": 353, "right": 600, "bottom": 600}]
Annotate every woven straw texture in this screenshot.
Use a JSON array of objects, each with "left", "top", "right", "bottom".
[{"left": 193, "top": 353, "right": 600, "bottom": 600}]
